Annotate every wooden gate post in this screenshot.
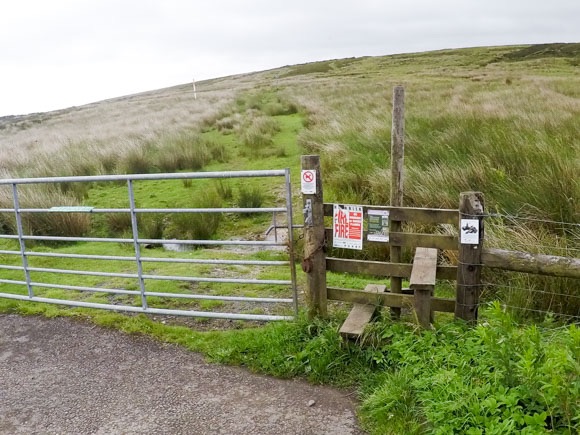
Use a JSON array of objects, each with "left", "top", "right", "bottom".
[
  {"left": 455, "top": 191, "right": 485, "bottom": 323},
  {"left": 301, "top": 155, "right": 327, "bottom": 318},
  {"left": 390, "top": 85, "right": 405, "bottom": 318}
]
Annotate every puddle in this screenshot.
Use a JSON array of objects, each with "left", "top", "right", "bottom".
[
  {"left": 157, "top": 226, "right": 289, "bottom": 253},
  {"left": 161, "top": 242, "right": 193, "bottom": 252}
]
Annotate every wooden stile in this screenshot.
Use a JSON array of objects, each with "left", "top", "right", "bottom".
[{"left": 327, "top": 287, "right": 455, "bottom": 312}]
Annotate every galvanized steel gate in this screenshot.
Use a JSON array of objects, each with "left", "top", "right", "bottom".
[{"left": 0, "top": 170, "right": 297, "bottom": 321}]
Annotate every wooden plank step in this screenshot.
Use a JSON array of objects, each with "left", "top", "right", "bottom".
[
  {"left": 410, "top": 247, "right": 438, "bottom": 328},
  {"left": 410, "top": 247, "right": 438, "bottom": 290},
  {"left": 339, "top": 284, "right": 386, "bottom": 340}
]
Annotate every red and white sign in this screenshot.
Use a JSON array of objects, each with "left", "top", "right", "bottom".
[
  {"left": 301, "top": 170, "right": 316, "bottom": 194},
  {"left": 333, "top": 204, "right": 363, "bottom": 250}
]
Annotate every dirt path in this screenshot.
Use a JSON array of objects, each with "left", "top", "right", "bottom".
[{"left": 0, "top": 314, "right": 363, "bottom": 434}]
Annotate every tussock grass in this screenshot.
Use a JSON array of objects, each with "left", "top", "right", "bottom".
[
  {"left": 482, "top": 217, "right": 580, "bottom": 318},
  {"left": 0, "top": 81, "right": 239, "bottom": 179},
  {"left": 237, "top": 186, "right": 264, "bottom": 215},
  {"left": 166, "top": 189, "right": 223, "bottom": 241},
  {"left": 240, "top": 115, "right": 280, "bottom": 154},
  {"left": 215, "top": 180, "right": 233, "bottom": 200}
]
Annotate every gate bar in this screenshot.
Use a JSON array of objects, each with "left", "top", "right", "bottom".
[
  {"left": 11, "top": 184, "right": 33, "bottom": 298},
  {"left": 128, "top": 180, "right": 148, "bottom": 309},
  {"left": 20, "top": 266, "right": 291, "bottom": 285},
  {"left": 0, "top": 282, "right": 292, "bottom": 303},
  {"left": 0, "top": 235, "right": 286, "bottom": 246},
  {"left": 0, "top": 251, "right": 288, "bottom": 266},
  {"left": 0, "top": 293, "right": 293, "bottom": 321},
  {"left": 6, "top": 207, "right": 288, "bottom": 214},
  {"left": 0, "top": 169, "right": 288, "bottom": 185},
  {"left": 284, "top": 169, "right": 299, "bottom": 315}
]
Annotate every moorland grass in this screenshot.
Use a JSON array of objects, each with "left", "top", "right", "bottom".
[{"left": 1, "top": 45, "right": 578, "bottom": 316}]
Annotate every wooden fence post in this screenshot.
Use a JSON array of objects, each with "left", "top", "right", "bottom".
[
  {"left": 301, "top": 155, "right": 327, "bottom": 318},
  {"left": 390, "top": 85, "right": 405, "bottom": 318},
  {"left": 456, "top": 191, "right": 485, "bottom": 323}
]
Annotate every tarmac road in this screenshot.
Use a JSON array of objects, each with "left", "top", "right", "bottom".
[{"left": 0, "top": 314, "right": 363, "bottom": 434}]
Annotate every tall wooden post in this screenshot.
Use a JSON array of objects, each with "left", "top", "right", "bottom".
[
  {"left": 390, "top": 86, "right": 405, "bottom": 318},
  {"left": 301, "top": 155, "right": 327, "bottom": 318},
  {"left": 456, "top": 192, "right": 485, "bottom": 323}
]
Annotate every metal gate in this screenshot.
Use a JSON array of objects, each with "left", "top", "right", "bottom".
[{"left": 0, "top": 170, "right": 297, "bottom": 321}]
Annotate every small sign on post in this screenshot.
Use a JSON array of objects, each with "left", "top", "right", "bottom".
[
  {"left": 333, "top": 204, "right": 363, "bottom": 250},
  {"left": 367, "top": 209, "right": 390, "bottom": 242},
  {"left": 460, "top": 219, "right": 480, "bottom": 245},
  {"left": 301, "top": 170, "right": 317, "bottom": 194}
]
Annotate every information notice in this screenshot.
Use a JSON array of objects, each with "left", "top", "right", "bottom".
[{"left": 367, "top": 209, "right": 390, "bottom": 242}]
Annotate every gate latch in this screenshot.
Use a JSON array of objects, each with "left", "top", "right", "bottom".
[{"left": 303, "top": 199, "right": 313, "bottom": 227}]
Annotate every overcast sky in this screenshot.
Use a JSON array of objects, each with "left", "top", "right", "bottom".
[{"left": 1, "top": 0, "right": 578, "bottom": 116}]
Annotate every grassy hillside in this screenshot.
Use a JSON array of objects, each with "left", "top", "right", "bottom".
[
  {"left": 2, "top": 43, "right": 577, "bottom": 220},
  {"left": 1, "top": 43, "right": 579, "bottom": 434},
  {"left": 1, "top": 43, "right": 579, "bottom": 315}
]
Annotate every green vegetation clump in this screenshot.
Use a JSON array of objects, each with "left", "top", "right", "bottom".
[
  {"left": 280, "top": 61, "right": 334, "bottom": 77},
  {"left": 199, "top": 306, "right": 579, "bottom": 434}
]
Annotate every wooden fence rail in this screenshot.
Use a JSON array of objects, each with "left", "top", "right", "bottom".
[{"left": 482, "top": 248, "right": 580, "bottom": 279}]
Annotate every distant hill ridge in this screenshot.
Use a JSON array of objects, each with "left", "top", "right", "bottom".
[{"left": 1, "top": 42, "right": 578, "bottom": 123}]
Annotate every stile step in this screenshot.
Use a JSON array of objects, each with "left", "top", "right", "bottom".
[{"left": 339, "top": 284, "right": 386, "bottom": 340}]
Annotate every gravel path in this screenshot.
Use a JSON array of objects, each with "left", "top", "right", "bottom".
[{"left": 0, "top": 314, "right": 363, "bottom": 434}]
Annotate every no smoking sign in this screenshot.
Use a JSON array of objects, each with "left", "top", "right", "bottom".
[{"left": 301, "top": 170, "right": 317, "bottom": 194}]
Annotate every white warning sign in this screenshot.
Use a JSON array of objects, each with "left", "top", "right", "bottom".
[
  {"left": 460, "top": 219, "right": 480, "bottom": 244},
  {"left": 333, "top": 204, "right": 363, "bottom": 250},
  {"left": 301, "top": 170, "right": 316, "bottom": 194}
]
